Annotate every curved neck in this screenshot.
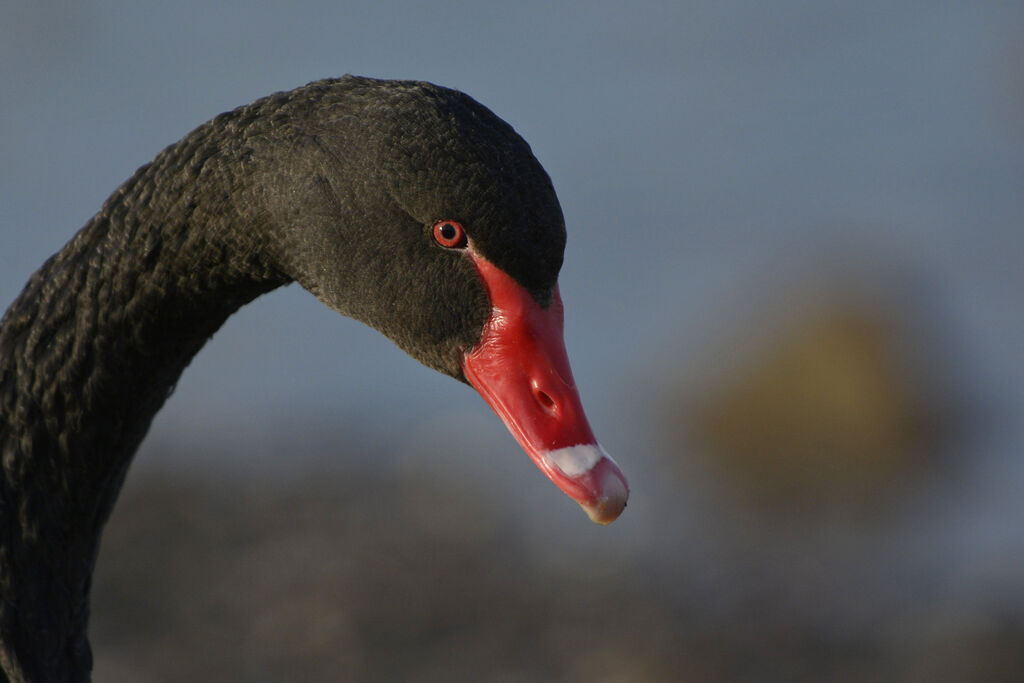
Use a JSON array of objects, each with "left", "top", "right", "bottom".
[{"left": 0, "top": 135, "right": 288, "bottom": 680}]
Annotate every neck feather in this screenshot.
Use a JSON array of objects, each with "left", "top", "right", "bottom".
[{"left": 0, "top": 125, "right": 288, "bottom": 680}]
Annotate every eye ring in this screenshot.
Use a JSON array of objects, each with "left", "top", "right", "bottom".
[{"left": 432, "top": 220, "right": 467, "bottom": 249}]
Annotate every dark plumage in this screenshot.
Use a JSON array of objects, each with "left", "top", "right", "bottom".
[
  {"left": 0, "top": 75, "right": 631, "bottom": 682},
  {"left": 0, "top": 76, "right": 572, "bottom": 681}
]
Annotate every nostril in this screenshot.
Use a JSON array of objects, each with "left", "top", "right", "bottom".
[{"left": 533, "top": 387, "right": 556, "bottom": 414}]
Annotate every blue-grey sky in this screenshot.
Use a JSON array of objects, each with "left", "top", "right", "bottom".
[{"left": 2, "top": 0, "right": 1023, "bottom": 617}]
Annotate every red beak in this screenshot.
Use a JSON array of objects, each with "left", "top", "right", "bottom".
[{"left": 462, "top": 250, "right": 628, "bottom": 524}]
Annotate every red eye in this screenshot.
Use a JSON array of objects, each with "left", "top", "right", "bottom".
[{"left": 432, "top": 220, "right": 467, "bottom": 248}]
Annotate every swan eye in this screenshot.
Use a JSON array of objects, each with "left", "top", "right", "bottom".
[{"left": 432, "top": 220, "right": 467, "bottom": 249}]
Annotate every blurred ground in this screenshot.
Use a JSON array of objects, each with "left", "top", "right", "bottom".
[{"left": 92, "top": 458, "right": 1023, "bottom": 682}]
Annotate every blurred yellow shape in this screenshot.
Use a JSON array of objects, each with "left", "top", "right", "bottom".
[{"left": 691, "top": 306, "right": 935, "bottom": 505}]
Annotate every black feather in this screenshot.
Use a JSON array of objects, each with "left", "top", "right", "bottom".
[{"left": 0, "top": 76, "right": 565, "bottom": 682}]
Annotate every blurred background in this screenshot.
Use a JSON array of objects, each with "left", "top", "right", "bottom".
[{"left": 2, "top": 1, "right": 1023, "bottom": 680}]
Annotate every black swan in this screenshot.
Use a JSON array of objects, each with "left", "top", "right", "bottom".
[{"left": 0, "top": 76, "right": 627, "bottom": 681}]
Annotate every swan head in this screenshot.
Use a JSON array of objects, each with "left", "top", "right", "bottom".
[{"left": 263, "top": 76, "right": 627, "bottom": 523}]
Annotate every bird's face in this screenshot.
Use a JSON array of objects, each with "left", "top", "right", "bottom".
[{"left": 270, "top": 77, "right": 628, "bottom": 523}]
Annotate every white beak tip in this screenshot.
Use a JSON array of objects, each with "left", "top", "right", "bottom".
[{"left": 579, "top": 462, "right": 629, "bottom": 525}]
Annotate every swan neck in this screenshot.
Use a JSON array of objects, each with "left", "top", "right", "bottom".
[{"left": 0, "top": 134, "right": 287, "bottom": 680}]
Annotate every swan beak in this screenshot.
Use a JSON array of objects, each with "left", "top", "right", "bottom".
[{"left": 462, "top": 252, "right": 629, "bottom": 524}]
